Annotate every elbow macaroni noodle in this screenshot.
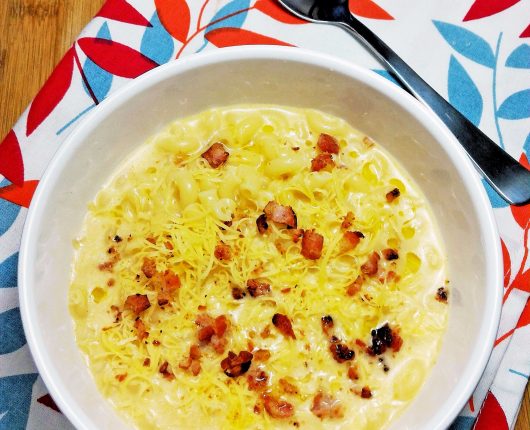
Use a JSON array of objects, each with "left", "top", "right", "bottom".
[{"left": 70, "top": 106, "right": 448, "bottom": 429}]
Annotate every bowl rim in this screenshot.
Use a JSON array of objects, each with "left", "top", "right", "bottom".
[{"left": 18, "top": 45, "right": 502, "bottom": 430}]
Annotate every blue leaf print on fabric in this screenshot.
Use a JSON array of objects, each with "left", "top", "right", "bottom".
[
  {"left": 205, "top": 0, "right": 251, "bottom": 34},
  {"left": 449, "top": 415, "right": 475, "bottom": 430},
  {"left": 506, "top": 44, "right": 530, "bottom": 69},
  {"left": 0, "top": 373, "right": 38, "bottom": 430},
  {"left": 0, "top": 252, "right": 18, "bottom": 289},
  {"left": 482, "top": 179, "right": 509, "bottom": 208},
  {"left": 497, "top": 89, "right": 530, "bottom": 120},
  {"left": 0, "top": 308, "right": 26, "bottom": 354},
  {"left": 0, "top": 179, "right": 21, "bottom": 238},
  {"left": 433, "top": 21, "right": 495, "bottom": 68},
  {"left": 140, "top": 12, "right": 174, "bottom": 64},
  {"left": 524, "top": 133, "right": 530, "bottom": 155},
  {"left": 448, "top": 55, "right": 483, "bottom": 126},
  {"left": 82, "top": 22, "right": 113, "bottom": 102}
]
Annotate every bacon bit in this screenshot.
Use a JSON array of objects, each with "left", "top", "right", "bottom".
[
  {"left": 214, "top": 243, "right": 232, "bottom": 261},
  {"left": 256, "top": 214, "right": 269, "bottom": 234},
  {"left": 157, "top": 292, "right": 170, "bottom": 307},
  {"left": 279, "top": 378, "right": 298, "bottom": 394},
  {"left": 386, "top": 188, "right": 400, "bottom": 203},
  {"left": 198, "top": 305, "right": 207, "bottom": 311},
  {"left": 143, "top": 358, "right": 150, "bottom": 367},
  {"left": 385, "top": 271, "right": 400, "bottom": 283},
  {"left": 159, "top": 361, "right": 174, "bottom": 380},
  {"left": 311, "top": 153, "right": 335, "bottom": 172},
  {"left": 247, "top": 368, "right": 269, "bottom": 391},
  {"left": 288, "top": 228, "right": 304, "bottom": 243},
  {"left": 253, "top": 349, "right": 271, "bottom": 362},
  {"left": 110, "top": 305, "right": 122, "bottom": 322},
  {"left": 232, "top": 286, "right": 246, "bottom": 300},
  {"left": 198, "top": 325, "right": 215, "bottom": 342},
  {"left": 157, "top": 270, "right": 181, "bottom": 306},
  {"left": 247, "top": 279, "right": 271, "bottom": 297},
  {"left": 162, "top": 241, "right": 173, "bottom": 251},
  {"left": 195, "top": 313, "right": 214, "bottom": 327},
  {"left": 301, "top": 229, "right": 324, "bottom": 260},
  {"left": 317, "top": 133, "right": 340, "bottom": 154},
  {"left": 247, "top": 339, "right": 255, "bottom": 352},
  {"left": 368, "top": 323, "right": 403, "bottom": 355},
  {"left": 436, "top": 287, "right": 449, "bottom": 303},
  {"left": 321, "top": 315, "right": 334, "bottom": 337},
  {"left": 220, "top": 351, "right": 253, "bottom": 377},
  {"left": 361, "top": 386, "right": 372, "bottom": 399},
  {"left": 361, "top": 252, "right": 380, "bottom": 277},
  {"left": 329, "top": 343, "right": 355, "bottom": 363},
  {"left": 146, "top": 236, "right": 157, "bottom": 244},
  {"left": 263, "top": 201, "right": 297, "bottom": 228},
  {"left": 355, "top": 339, "right": 367, "bottom": 348},
  {"left": 107, "top": 278, "right": 115, "bottom": 287},
  {"left": 348, "top": 365, "right": 359, "bottom": 380},
  {"left": 163, "top": 270, "right": 181, "bottom": 291},
  {"left": 292, "top": 146, "right": 300, "bottom": 151},
  {"left": 281, "top": 288, "right": 291, "bottom": 294},
  {"left": 214, "top": 315, "right": 229, "bottom": 337},
  {"left": 152, "top": 340, "right": 161, "bottom": 346},
  {"left": 179, "top": 344, "right": 202, "bottom": 375},
  {"left": 260, "top": 325, "right": 272, "bottom": 339},
  {"left": 341, "top": 212, "right": 355, "bottom": 229},
  {"left": 341, "top": 231, "right": 364, "bottom": 252},
  {"left": 346, "top": 276, "right": 363, "bottom": 296},
  {"left": 115, "top": 373, "right": 127, "bottom": 382},
  {"left": 310, "top": 392, "right": 344, "bottom": 419},
  {"left": 190, "top": 360, "right": 201, "bottom": 376},
  {"left": 272, "top": 313, "right": 296, "bottom": 339},
  {"left": 141, "top": 258, "right": 157, "bottom": 278},
  {"left": 134, "top": 318, "right": 149, "bottom": 341},
  {"left": 391, "top": 330, "right": 403, "bottom": 352},
  {"left": 211, "top": 334, "right": 228, "bottom": 354},
  {"left": 263, "top": 394, "right": 294, "bottom": 419},
  {"left": 201, "top": 142, "right": 229, "bottom": 168},
  {"left": 124, "top": 294, "right": 151, "bottom": 315},
  {"left": 382, "top": 248, "right": 399, "bottom": 260},
  {"left": 98, "top": 260, "right": 115, "bottom": 272}
]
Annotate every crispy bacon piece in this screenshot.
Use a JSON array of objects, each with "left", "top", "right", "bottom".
[
  {"left": 311, "top": 153, "right": 335, "bottom": 172},
  {"left": 385, "top": 271, "right": 400, "bottom": 283},
  {"left": 272, "top": 313, "right": 296, "bottom": 339},
  {"left": 124, "top": 294, "right": 151, "bottom": 315},
  {"left": 317, "top": 133, "right": 340, "bottom": 154},
  {"left": 361, "top": 252, "right": 380, "bottom": 277},
  {"left": 146, "top": 235, "right": 157, "bottom": 244},
  {"left": 134, "top": 318, "right": 148, "bottom": 341},
  {"left": 254, "top": 349, "right": 271, "bottom": 362},
  {"left": 263, "top": 201, "right": 297, "bottom": 228},
  {"left": 247, "top": 368, "right": 269, "bottom": 391},
  {"left": 190, "top": 360, "right": 201, "bottom": 376},
  {"left": 329, "top": 342, "right": 355, "bottom": 363},
  {"left": 247, "top": 279, "right": 271, "bottom": 297},
  {"left": 341, "top": 211, "right": 355, "bottom": 229},
  {"left": 279, "top": 378, "right": 298, "bottom": 394},
  {"left": 214, "top": 243, "right": 232, "bottom": 261},
  {"left": 361, "top": 386, "right": 372, "bottom": 399},
  {"left": 231, "top": 286, "right": 246, "bottom": 300},
  {"left": 211, "top": 334, "right": 228, "bottom": 354},
  {"left": 263, "top": 394, "right": 294, "bottom": 419},
  {"left": 301, "top": 229, "right": 324, "bottom": 260},
  {"left": 346, "top": 276, "right": 363, "bottom": 296},
  {"left": 310, "top": 392, "right": 344, "bottom": 419},
  {"left": 196, "top": 314, "right": 230, "bottom": 351},
  {"left": 436, "top": 287, "right": 448, "bottom": 303},
  {"left": 220, "top": 351, "right": 253, "bottom": 377},
  {"left": 321, "top": 315, "right": 334, "bottom": 337},
  {"left": 143, "top": 358, "right": 151, "bottom": 367},
  {"left": 164, "top": 241, "right": 174, "bottom": 250},
  {"left": 107, "top": 278, "right": 115, "bottom": 287},
  {"left": 386, "top": 187, "right": 400, "bottom": 203},
  {"left": 198, "top": 325, "right": 215, "bottom": 342},
  {"left": 256, "top": 214, "right": 269, "bottom": 234},
  {"left": 260, "top": 325, "right": 272, "bottom": 339},
  {"left": 141, "top": 258, "right": 156, "bottom": 278},
  {"left": 288, "top": 228, "right": 304, "bottom": 243},
  {"left": 201, "top": 142, "right": 229, "bottom": 168},
  {"left": 179, "top": 344, "right": 202, "bottom": 376},
  {"left": 341, "top": 231, "right": 364, "bottom": 252},
  {"left": 347, "top": 365, "right": 359, "bottom": 380},
  {"left": 368, "top": 323, "right": 403, "bottom": 355},
  {"left": 116, "top": 373, "right": 127, "bottom": 382},
  {"left": 214, "top": 315, "right": 229, "bottom": 337},
  {"left": 159, "top": 361, "right": 174, "bottom": 380},
  {"left": 382, "top": 248, "right": 399, "bottom": 260}
]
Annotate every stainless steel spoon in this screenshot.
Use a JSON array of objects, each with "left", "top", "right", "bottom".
[{"left": 278, "top": 0, "right": 530, "bottom": 206}]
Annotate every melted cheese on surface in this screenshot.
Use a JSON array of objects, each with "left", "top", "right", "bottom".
[{"left": 69, "top": 106, "right": 448, "bottom": 430}]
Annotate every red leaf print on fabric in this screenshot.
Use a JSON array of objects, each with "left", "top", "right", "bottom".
[
  {"left": 77, "top": 38, "right": 159, "bottom": 78},
  {"left": 463, "top": 0, "right": 520, "bottom": 22},
  {"left": 0, "top": 180, "right": 38, "bottom": 208},
  {"left": 512, "top": 269, "right": 530, "bottom": 293},
  {"left": 206, "top": 28, "right": 293, "bottom": 47},
  {"left": 501, "top": 239, "right": 511, "bottom": 288},
  {"left": 254, "top": 0, "right": 307, "bottom": 24},
  {"left": 510, "top": 154, "right": 530, "bottom": 230},
  {"left": 521, "top": 23, "right": 530, "bottom": 38},
  {"left": 155, "top": 0, "right": 191, "bottom": 43},
  {"left": 37, "top": 394, "right": 61, "bottom": 413},
  {"left": 26, "top": 48, "right": 74, "bottom": 136},
  {"left": 515, "top": 297, "right": 530, "bottom": 329},
  {"left": 475, "top": 392, "right": 508, "bottom": 430},
  {"left": 349, "top": 0, "right": 394, "bottom": 20},
  {"left": 96, "top": 0, "right": 151, "bottom": 27},
  {"left": 0, "top": 130, "right": 24, "bottom": 186}
]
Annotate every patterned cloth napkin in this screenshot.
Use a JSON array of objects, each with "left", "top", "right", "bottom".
[{"left": 0, "top": 0, "right": 528, "bottom": 429}]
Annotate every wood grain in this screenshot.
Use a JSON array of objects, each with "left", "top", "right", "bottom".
[{"left": 0, "top": 1, "right": 528, "bottom": 429}]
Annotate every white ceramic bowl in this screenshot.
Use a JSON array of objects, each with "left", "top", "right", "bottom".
[{"left": 19, "top": 47, "right": 502, "bottom": 430}]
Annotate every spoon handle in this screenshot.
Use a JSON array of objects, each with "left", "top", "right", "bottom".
[{"left": 340, "top": 15, "right": 530, "bottom": 206}]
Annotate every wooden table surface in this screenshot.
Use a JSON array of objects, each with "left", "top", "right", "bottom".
[{"left": 0, "top": 0, "right": 528, "bottom": 428}]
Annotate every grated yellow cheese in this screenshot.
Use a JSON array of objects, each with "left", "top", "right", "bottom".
[{"left": 69, "top": 106, "right": 448, "bottom": 429}]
